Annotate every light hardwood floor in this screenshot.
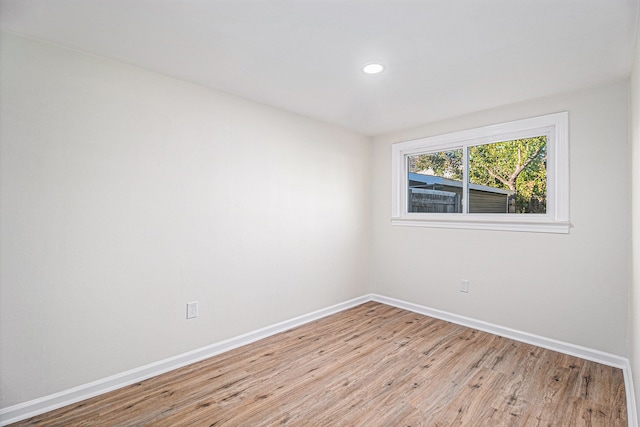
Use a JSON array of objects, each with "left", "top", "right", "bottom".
[{"left": 10, "top": 302, "right": 627, "bottom": 426}]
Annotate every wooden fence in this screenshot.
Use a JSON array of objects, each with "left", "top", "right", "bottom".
[{"left": 409, "top": 188, "right": 461, "bottom": 213}]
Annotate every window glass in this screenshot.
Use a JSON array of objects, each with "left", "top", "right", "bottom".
[
  {"left": 467, "top": 136, "right": 547, "bottom": 214},
  {"left": 407, "top": 150, "right": 463, "bottom": 213}
]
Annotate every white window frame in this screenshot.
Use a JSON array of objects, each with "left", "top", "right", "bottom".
[{"left": 391, "top": 112, "right": 570, "bottom": 234}]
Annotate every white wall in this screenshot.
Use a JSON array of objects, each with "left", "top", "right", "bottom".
[
  {"left": 0, "top": 33, "right": 371, "bottom": 408},
  {"left": 371, "top": 80, "right": 631, "bottom": 356},
  {"left": 630, "top": 19, "right": 640, "bottom": 419}
]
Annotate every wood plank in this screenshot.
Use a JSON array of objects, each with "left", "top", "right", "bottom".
[{"left": 9, "top": 302, "right": 627, "bottom": 426}]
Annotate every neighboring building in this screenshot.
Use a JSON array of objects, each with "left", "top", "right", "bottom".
[{"left": 408, "top": 172, "right": 514, "bottom": 213}]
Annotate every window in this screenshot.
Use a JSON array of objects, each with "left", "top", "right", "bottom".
[{"left": 391, "top": 112, "right": 569, "bottom": 233}]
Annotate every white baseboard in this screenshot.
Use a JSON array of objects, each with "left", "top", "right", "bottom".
[
  {"left": 0, "top": 295, "right": 370, "bottom": 426},
  {"left": 2, "top": 293, "right": 637, "bottom": 426},
  {"left": 623, "top": 359, "right": 639, "bottom": 427},
  {"left": 370, "top": 293, "right": 638, "bottom": 427}
]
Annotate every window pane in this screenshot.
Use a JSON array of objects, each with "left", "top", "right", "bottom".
[
  {"left": 467, "top": 136, "right": 547, "bottom": 214},
  {"left": 407, "top": 150, "right": 463, "bottom": 213}
]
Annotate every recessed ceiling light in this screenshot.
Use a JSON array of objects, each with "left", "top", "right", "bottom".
[{"left": 362, "top": 63, "right": 385, "bottom": 74}]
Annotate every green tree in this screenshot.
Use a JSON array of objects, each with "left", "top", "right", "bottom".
[
  {"left": 411, "top": 149, "right": 463, "bottom": 180},
  {"left": 469, "top": 136, "right": 546, "bottom": 213}
]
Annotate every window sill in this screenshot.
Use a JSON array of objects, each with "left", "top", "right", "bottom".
[{"left": 391, "top": 218, "right": 571, "bottom": 234}]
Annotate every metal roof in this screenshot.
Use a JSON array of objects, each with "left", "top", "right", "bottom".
[{"left": 408, "top": 172, "right": 514, "bottom": 196}]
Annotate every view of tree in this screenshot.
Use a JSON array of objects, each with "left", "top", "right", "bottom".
[
  {"left": 409, "top": 136, "right": 547, "bottom": 213},
  {"left": 411, "top": 149, "right": 463, "bottom": 181}
]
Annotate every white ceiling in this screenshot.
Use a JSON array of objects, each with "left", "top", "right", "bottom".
[{"left": 1, "top": 0, "right": 638, "bottom": 136}]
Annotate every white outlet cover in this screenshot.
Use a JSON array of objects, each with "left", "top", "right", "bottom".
[
  {"left": 186, "top": 301, "right": 198, "bottom": 319},
  {"left": 459, "top": 280, "right": 470, "bottom": 293}
]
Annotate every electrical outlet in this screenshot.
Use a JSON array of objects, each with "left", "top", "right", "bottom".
[
  {"left": 459, "top": 279, "right": 470, "bottom": 293},
  {"left": 186, "top": 301, "right": 198, "bottom": 319}
]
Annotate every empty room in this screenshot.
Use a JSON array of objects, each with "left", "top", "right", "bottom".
[{"left": 1, "top": 0, "right": 640, "bottom": 425}]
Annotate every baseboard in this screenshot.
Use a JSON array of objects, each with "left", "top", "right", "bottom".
[
  {"left": 623, "top": 359, "right": 639, "bottom": 427},
  {"left": 2, "top": 293, "right": 637, "bottom": 426},
  {"left": 0, "top": 295, "right": 370, "bottom": 426},
  {"left": 371, "top": 293, "right": 638, "bottom": 427}
]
